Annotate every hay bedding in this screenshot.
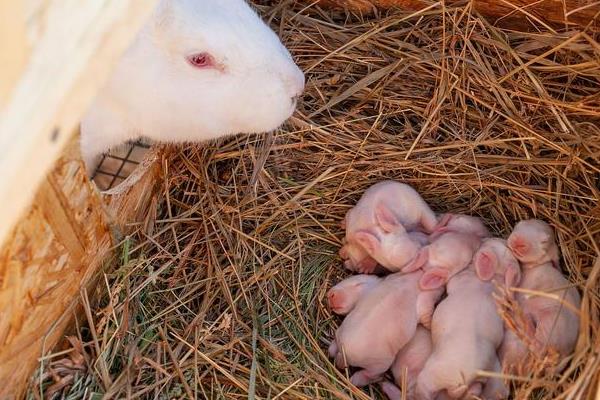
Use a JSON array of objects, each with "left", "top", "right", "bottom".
[{"left": 28, "top": 1, "right": 600, "bottom": 399}]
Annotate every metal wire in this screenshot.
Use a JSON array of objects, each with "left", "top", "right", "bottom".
[{"left": 91, "top": 140, "right": 151, "bottom": 191}]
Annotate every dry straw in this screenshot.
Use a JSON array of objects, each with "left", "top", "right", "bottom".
[{"left": 28, "top": 1, "right": 600, "bottom": 399}]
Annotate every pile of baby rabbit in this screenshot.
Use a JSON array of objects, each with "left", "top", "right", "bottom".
[{"left": 327, "top": 180, "right": 581, "bottom": 400}]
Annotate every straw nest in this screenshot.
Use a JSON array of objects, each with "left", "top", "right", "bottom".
[{"left": 28, "top": 1, "right": 600, "bottom": 399}]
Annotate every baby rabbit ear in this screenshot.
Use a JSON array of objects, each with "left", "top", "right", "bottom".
[
  {"left": 354, "top": 231, "right": 381, "bottom": 254},
  {"left": 435, "top": 213, "right": 453, "bottom": 229},
  {"left": 429, "top": 214, "right": 452, "bottom": 239},
  {"left": 475, "top": 250, "right": 498, "bottom": 281},
  {"left": 374, "top": 204, "right": 403, "bottom": 233},
  {"left": 504, "top": 261, "right": 521, "bottom": 288},
  {"left": 403, "top": 247, "right": 429, "bottom": 272},
  {"left": 419, "top": 268, "right": 449, "bottom": 290},
  {"left": 523, "top": 312, "right": 537, "bottom": 337}
]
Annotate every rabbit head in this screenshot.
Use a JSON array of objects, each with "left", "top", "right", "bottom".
[{"left": 81, "top": 0, "right": 305, "bottom": 173}]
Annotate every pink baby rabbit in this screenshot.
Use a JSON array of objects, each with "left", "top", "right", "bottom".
[
  {"left": 81, "top": 0, "right": 305, "bottom": 173},
  {"left": 406, "top": 231, "right": 483, "bottom": 294},
  {"left": 430, "top": 213, "right": 491, "bottom": 240},
  {"left": 327, "top": 274, "right": 381, "bottom": 315},
  {"left": 339, "top": 181, "right": 438, "bottom": 274},
  {"left": 506, "top": 219, "right": 560, "bottom": 268},
  {"left": 416, "top": 238, "right": 519, "bottom": 400},
  {"left": 328, "top": 270, "right": 444, "bottom": 387},
  {"left": 501, "top": 219, "right": 581, "bottom": 373},
  {"left": 380, "top": 325, "right": 433, "bottom": 400}
]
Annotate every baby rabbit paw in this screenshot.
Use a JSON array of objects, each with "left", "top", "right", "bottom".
[
  {"left": 339, "top": 243, "right": 350, "bottom": 260},
  {"left": 354, "top": 256, "right": 378, "bottom": 274}
]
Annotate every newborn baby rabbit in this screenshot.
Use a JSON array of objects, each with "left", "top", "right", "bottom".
[
  {"left": 328, "top": 231, "right": 480, "bottom": 389},
  {"left": 416, "top": 238, "right": 520, "bottom": 400},
  {"left": 327, "top": 274, "right": 381, "bottom": 316},
  {"left": 81, "top": 0, "right": 305, "bottom": 173},
  {"left": 328, "top": 270, "right": 444, "bottom": 387},
  {"left": 430, "top": 213, "right": 491, "bottom": 239},
  {"left": 380, "top": 325, "right": 433, "bottom": 400},
  {"left": 340, "top": 181, "right": 438, "bottom": 274},
  {"left": 407, "top": 230, "right": 483, "bottom": 298},
  {"left": 500, "top": 219, "right": 581, "bottom": 373}
]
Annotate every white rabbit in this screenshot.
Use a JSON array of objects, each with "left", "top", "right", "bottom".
[{"left": 81, "top": 0, "right": 305, "bottom": 173}]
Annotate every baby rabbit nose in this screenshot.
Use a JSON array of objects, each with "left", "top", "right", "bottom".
[{"left": 327, "top": 291, "right": 337, "bottom": 304}]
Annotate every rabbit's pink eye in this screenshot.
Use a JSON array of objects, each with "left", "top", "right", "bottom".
[{"left": 187, "top": 52, "right": 214, "bottom": 69}]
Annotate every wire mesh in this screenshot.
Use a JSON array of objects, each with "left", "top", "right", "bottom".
[{"left": 91, "top": 140, "right": 151, "bottom": 191}]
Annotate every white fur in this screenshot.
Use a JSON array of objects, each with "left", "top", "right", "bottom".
[{"left": 81, "top": 0, "right": 305, "bottom": 172}]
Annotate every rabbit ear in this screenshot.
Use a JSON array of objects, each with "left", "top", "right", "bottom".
[
  {"left": 354, "top": 231, "right": 381, "bottom": 254},
  {"left": 549, "top": 245, "right": 560, "bottom": 269},
  {"left": 429, "top": 213, "right": 453, "bottom": 239},
  {"left": 419, "top": 268, "right": 449, "bottom": 290},
  {"left": 505, "top": 261, "right": 521, "bottom": 287},
  {"left": 435, "top": 213, "right": 453, "bottom": 229},
  {"left": 524, "top": 313, "right": 537, "bottom": 337},
  {"left": 475, "top": 250, "right": 498, "bottom": 281},
  {"left": 374, "top": 203, "right": 403, "bottom": 233},
  {"left": 403, "top": 247, "right": 429, "bottom": 272},
  {"left": 429, "top": 227, "right": 449, "bottom": 240}
]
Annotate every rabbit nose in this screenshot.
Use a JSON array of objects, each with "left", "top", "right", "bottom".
[{"left": 285, "top": 67, "right": 305, "bottom": 98}]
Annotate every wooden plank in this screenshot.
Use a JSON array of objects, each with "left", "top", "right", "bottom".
[
  {"left": 314, "top": 0, "right": 600, "bottom": 29},
  {"left": 38, "top": 174, "right": 87, "bottom": 262},
  {"left": 0, "top": 0, "right": 159, "bottom": 250},
  {"left": 0, "top": 1, "right": 29, "bottom": 108},
  {"left": 0, "top": 137, "right": 113, "bottom": 399}
]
